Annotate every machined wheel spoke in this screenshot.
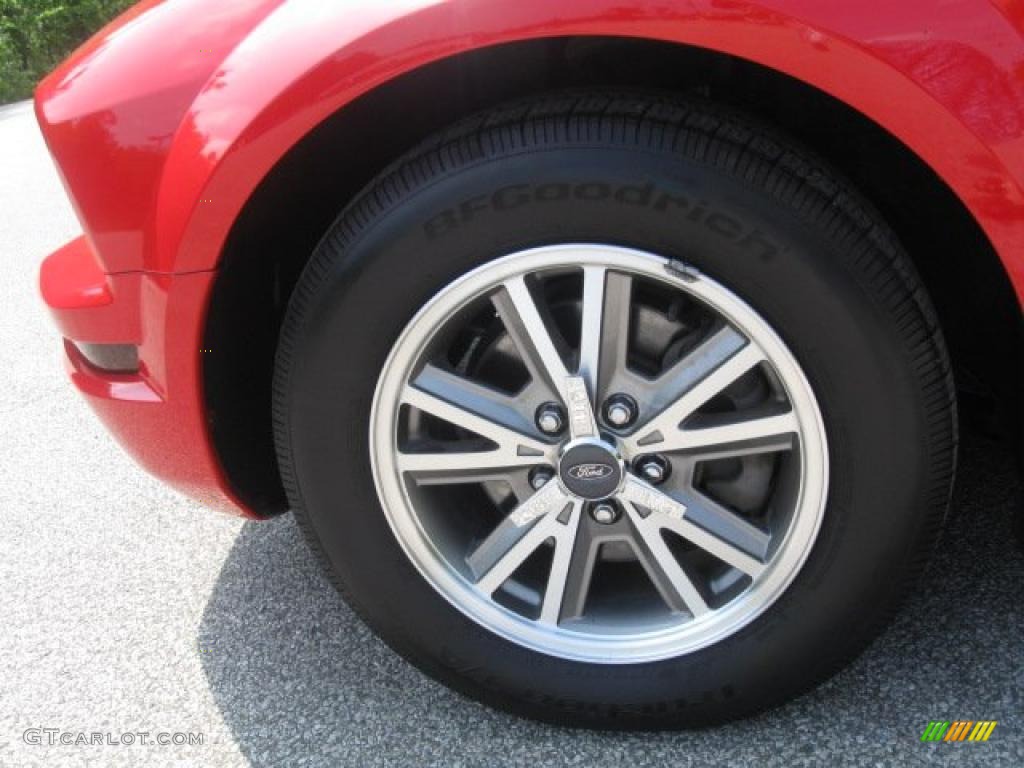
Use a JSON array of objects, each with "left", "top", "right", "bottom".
[
  {"left": 397, "top": 449, "right": 542, "bottom": 480},
  {"left": 468, "top": 481, "right": 571, "bottom": 591},
  {"left": 401, "top": 383, "right": 554, "bottom": 474},
  {"left": 623, "top": 501, "right": 710, "bottom": 617},
  {"left": 401, "top": 366, "right": 551, "bottom": 481},
  {"left": 624, "top": 339, "right": 766, "bottom": 455},
  {"left": 413, "top": 364, "right": 539, "bottom": 438},
  {"left": 651, "top": 411, "right": 799, "bottom": 457},
  {"left": 620, "top": 476, "right": 767, "bottom": 577},
  {"left": 578, "top": 265, "right": 607, "bottom": 399},
  {"left": 492, "top": 276, "right": 571, "bottom": 400},
  {"left": 594, "top": 271, "right": 633, "bottom": 401},
  {"left": 550, "top": 514, "right": 607, "bottom": 624},
  {"left": 660, "top": 513, "right": 766, "bottom": 578},
  {"left": 538, "top": 501, "right": 584, "bottom": 625},
  {"left": 677, "top": 491, "right": 771, "bottom": 564}
]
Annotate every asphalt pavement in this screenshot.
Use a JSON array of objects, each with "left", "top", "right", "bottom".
[{"left": 1, "top": 99, "right": 1022, "bottom": 767}]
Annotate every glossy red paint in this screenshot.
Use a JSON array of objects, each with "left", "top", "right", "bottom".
[
  {"left": 52, "top": 270, "right": 247, "bottom": 515},
  {"left": 36, "top": 0, "right": 1024, "bottom": 516},
  {"left": 40, "top": 237, "right": 142, "bottom": 343}
]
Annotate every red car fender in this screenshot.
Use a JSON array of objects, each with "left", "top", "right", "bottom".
[
  {"left": 152, "top": 0, "right": 1024, "bottom": 300},
  {"left": 33, "top": 0, "right": 1024, "bottom": 519}
]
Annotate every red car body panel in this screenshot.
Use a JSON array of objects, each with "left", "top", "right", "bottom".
[{"left": 36, "top": 0, "right": 1024, "bottom": 517}]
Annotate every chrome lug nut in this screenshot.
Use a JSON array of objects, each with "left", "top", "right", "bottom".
[
  {"left": 635, "top": 455, "right": 670, "bottom": 485},
  {"left": 535, "top": 403, "right": 565, "bottom": 435},
  {"left": 529, "top": 466, "right": 555, "bottom": 490},
  {"left": 641, "top": 462, "right": 665, "bottom": 483},
  {"left": 590, "top": 502, "right": 619, "bottom": 525},
  {"left": 603, "top": 394, "right": 638, "bottom": 428},
  {"left": 607, "top": 403, "right": 631, "bottom": 426}
]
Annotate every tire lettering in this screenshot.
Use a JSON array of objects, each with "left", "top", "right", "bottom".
[{"left": 422, "top": 181, "right": 783, "bottom": 258}]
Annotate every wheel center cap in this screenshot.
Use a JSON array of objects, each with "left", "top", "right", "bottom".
[{"left": 558, "top": 437, "right": 625, "bottom": 501}]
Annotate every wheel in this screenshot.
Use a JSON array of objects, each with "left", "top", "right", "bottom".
[{"left": 273, "top": 92, "right": 956, "bottom": 727}]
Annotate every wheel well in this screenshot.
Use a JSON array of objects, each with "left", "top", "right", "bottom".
[{"left": 203, "top": 36, "right": 1022, "bottom": 516}]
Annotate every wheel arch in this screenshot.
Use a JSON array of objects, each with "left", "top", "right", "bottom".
[{"left": 202, "top": 34, "right": 1022, "bottom": 516}]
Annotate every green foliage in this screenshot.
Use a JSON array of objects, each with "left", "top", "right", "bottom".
[{"left": 0, "top": 0, "right": 136, "bottom": 104}]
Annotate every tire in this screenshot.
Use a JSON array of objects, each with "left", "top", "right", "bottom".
[{"left": 273, "top": 92, "right": 956, "bottom": 728}]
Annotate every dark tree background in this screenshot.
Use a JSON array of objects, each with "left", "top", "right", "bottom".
[{"left": 1, "top": 0, "right": 136, "bottom": 103}]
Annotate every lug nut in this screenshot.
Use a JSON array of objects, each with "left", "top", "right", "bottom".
[
  {"left": 590, "top": 502, "right": 619, "bottom": 525},
  {"left": 529, "top": 466, "right": 555, "bottom": 490},
  {"left": 635, "top": 455, "right": 670, "bottom": 485},
  {"left": 535, "top": 403, "right": 565, "bottom": 435},
  {"left": 603, "top": 394, "right": 638, "bottom": 428},
  {"left": 641, "top": 462, "right": 665, "bottom": 483}
]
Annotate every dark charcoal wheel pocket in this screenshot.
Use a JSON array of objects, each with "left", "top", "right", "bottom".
[{"left": 273, "top": 91, "right": 956, "bottom": 728}]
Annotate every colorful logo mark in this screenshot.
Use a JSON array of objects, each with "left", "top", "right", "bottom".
[{"left": 921, "top": 721, "right": 997, "bottom": 742}]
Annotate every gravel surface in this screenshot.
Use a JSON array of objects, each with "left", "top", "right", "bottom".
[{"left": 1, "top": 100, "right": 1022, "bottom": 767}]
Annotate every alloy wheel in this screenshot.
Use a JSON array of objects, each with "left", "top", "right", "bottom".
[{"left": 370, "top": 244, "right": 828, "bottom": 663}]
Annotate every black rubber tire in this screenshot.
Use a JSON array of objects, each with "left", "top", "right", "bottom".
[{"left": 273, "top": 92, "right": 956, "bottom": 728}]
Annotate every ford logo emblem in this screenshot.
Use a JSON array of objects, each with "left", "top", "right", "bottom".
[{"left": 567, "top": 463, "right": 613, "bottom": 480}]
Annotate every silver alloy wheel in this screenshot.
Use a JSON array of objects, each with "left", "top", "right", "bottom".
[{"left": 370, "top": 244, "right": 828, "bottom": 663}]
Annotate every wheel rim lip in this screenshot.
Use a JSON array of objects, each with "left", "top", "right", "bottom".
[{"left": 369, "top": 244, "right": 829, "bottom": 663}]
